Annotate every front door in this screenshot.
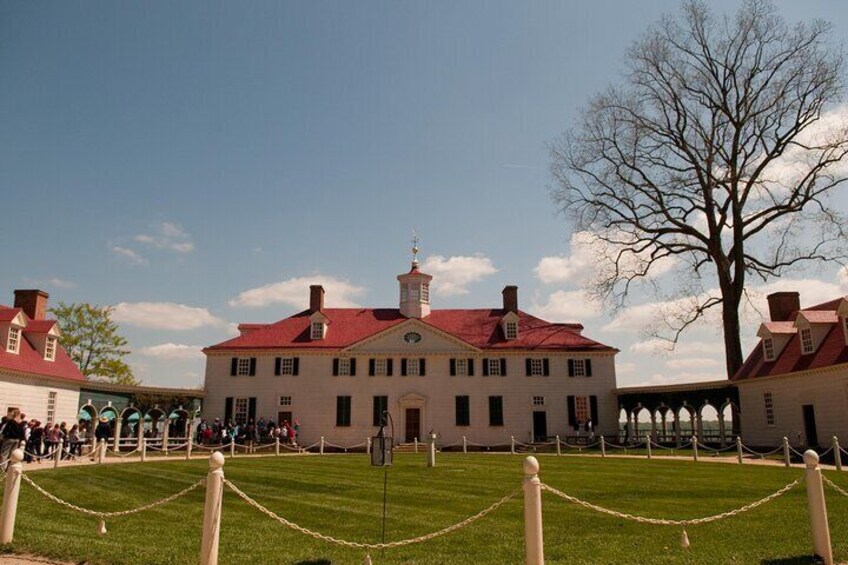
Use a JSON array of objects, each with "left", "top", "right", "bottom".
[
  {"left": 802, "top": 405, "right": 818, "bottom": 447},
  {"left": 278, "top": 411, "right": 292, "bottom": 427},
  {"left": 405, "top": 408, "right": 421, "bottom": 442},
  {"left": 533, "top": 411, "right": 547, "bottom": 441}
]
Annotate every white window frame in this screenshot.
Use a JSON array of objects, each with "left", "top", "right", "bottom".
[
  {"left": 800, "top": 328, "right": 814, "bottom": 354},
  {"left": 532, "top": 396, "right": 545, "bottom": 406},
  {"left": 572, "top": 359, "right": 586, "bottom": 377},
  {"left": 762, "top": 338, "right": 775, "bottom": 361},
  {"left": 487, "top": 358, "right": 501, "bottom": 376},
  {"left": 279, "top": 396, "right": 292, "bottom": 407},
  {"left": 400, "top": 287, "right": 408, "bottom": 301},
  {"left": 575, "top": 396, "right": 589, "bottom": 424},
  {"left": 421, "top": 284, "right": 430, "bottom": 304},
  {"left": 279, "top": 357, "right": 294, "bottom": 375},
  {"left": 338, "top": 358, "right": 351, "bottom": 376},
  {"left": 764, "top": 392, "right": 775, "bottom": 426},
  {"left": 46, "top": 391, "right": 57, "bottom": 424},
  {"left": 530, "top": 359, "right": 544, "bottom": 376},
  {"left": 406, "top": 358, "right": 420, "bottom": 376},
  {"left": 237, "top": 358, "right": 251, "bottom": 376},
  {"left": 311, "top": 322, "right": 325, "bottom": 340},
  {"left": 409, "top": 287, "right": 419, "bottom": 300},
  {"left": 234, "top": 398, "right": 249, "bottom": 425},
  {"left": 455, "top": 358, "right": 468, "bottom": 377},
  {"left": 505, "top": 321, "right": 518, "bottom": 340},
  {"left": 374, "top": 358, "right": 387, "bottom": 376},
  {"left": 7, "top": 327, "right": 20, "bottom": 354},
  {"left": 44, "top": 336, "right": 56, "bottom": 361}
]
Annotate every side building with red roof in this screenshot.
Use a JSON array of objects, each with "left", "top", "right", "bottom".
[
  {"left": 0, "top": 290, "right": 85, "bottom": 425},
  {"left": 203, "top": 258, "right": 619, "bottom": 447},
  {"left": 732, "top": 292, "right": 848, "bottom": 448}
]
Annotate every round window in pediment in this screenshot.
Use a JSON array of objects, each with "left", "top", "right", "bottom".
[{"left": 403, "top": 331, "right": 423, "bottom": 344}]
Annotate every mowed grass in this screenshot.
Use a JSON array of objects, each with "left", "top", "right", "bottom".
[{"left": 2, "top": 453, "right": 847, "bottom": 564}]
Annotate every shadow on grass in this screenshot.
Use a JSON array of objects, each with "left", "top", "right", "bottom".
[
  {"left": 760, "top": 557, "right": 819, "bottom": 565},
  {"left": 293, "top": 560, "right": 332, "bottom": 565}
]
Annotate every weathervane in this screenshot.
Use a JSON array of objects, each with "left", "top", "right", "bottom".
[{"left": 411, "top": 230, "right": 420, "bottom": 268}]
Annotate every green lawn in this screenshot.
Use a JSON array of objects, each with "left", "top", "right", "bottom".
[{"left": 2, "top": 453, "right": 846, "bottom": 564}]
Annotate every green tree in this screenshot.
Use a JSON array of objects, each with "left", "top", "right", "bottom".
[{"left": 50, "top": 303, "right": 139, "bottom": 385}]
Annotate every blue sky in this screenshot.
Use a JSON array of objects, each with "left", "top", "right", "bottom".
[{"left": 2, "top": 1, "right": 847, "bottom": 389}]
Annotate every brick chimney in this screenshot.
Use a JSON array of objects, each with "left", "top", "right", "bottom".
[
  {"left": 502, "top": 285, "right": 518, "bottom": 313},
  {"left": 309, "top": 285, "right": 325, "bottom": 313},
  {"left": 14, "top": 289, "right": 50, "bottom": 320},
  {"left": 767, "top": 291, "right": 800, "bottom": 322}
]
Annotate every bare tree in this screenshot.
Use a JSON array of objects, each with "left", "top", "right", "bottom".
[{"left": 550, "top": 0, "right": 848, "bottom": 377}]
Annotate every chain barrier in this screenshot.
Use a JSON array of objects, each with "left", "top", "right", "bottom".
[
  {"left": 105, "top": 448, "right": 141, "bottom": 459},
  {"left": 223, "top": 478, "right": 518, "bottom": 550},
  {"left": 696, "top": 443, "right": 738, "bottom": 453},
  {"left": 21, "top": 474, "right": 205, "bottom": 518},
  {"left": 822, "top": 476, "right": 848, "bottom": 498},
  {"left": 742, "top": 445, "right": 783, "bottom": 458},
  {"left": 541, "top": 476, "right": 802, "bottom": 526}
]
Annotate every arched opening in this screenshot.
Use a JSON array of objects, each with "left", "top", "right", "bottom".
[
  {"left": 655, "top": 406, "right": 671, "bottom": 443},
  {"left": 144, "top": 408, "right": 166, "bottom": 439},
  {"left": 98, "top": 406, "right": 119, "bottom": 447},
  {"left": 633, "top": 406, "right": 651, "bottom": 441},
  {"left": 168, "top": 408, "right": 190, "bottom": 439},
  {"left": 77, "top": 404, "right": 97, "bottom": 439},
  {"left": 676, "top": 406, "right": 696, "bottom": 443},
  {"left": 720, "top": 401, "right": 741, "bottom": 442},
  {"left": 699, "top": 403, "right": 719, "bottom": 444},
  {"left": 618, "top": 408, "right": 630, "bottom": 443},
  {"left": 119, "top": 407, "right": 142, "bottom": 448}
]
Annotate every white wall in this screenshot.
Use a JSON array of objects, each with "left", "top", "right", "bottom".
[
  {"left": 0, "top": 371, "right": 81, "bottom": 425},
  {"left": 738, "top": 368, "right": 848, "bottom": 448},
  {"left": 203, "top": 350, "right": 618, "bottom": 446}
]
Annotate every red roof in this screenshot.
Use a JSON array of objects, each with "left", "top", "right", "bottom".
[
  {"left": 733, "top": 298, "right": 848, "bottom": 382},
  {"left": 23, "top": 320, "right": 57, "bottom": 334},
  {"left": 0, "top": 306, "right": 85, "bottom": 383},
  {"left": 206, "top": 308, "right": 614, "bottom": 352}
]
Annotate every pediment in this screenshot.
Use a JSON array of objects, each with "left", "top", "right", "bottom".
[{"left": 344, "top": 319, "right": 479, "bottom": 354}]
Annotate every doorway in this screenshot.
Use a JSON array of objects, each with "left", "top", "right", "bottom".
[
  {"left": 278, "top": 411, "right": 292, "bottom": 427},
  {"left": 405, "top": 408, "right": 421, "bottom": 442},
  {"left": 532, "top": 411, "right": 547, "bottom": 441},
  {"left": 802, "top": 404, "right": 818, "bottom": 447}
]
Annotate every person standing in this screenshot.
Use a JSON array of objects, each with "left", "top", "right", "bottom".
[{"left": 1, "top": 409, "right": 24, "bottom": 470}]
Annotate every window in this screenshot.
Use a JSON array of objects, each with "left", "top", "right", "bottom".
[
  {"left": 455, "top": 359, "right": 467, "bottom": 376},
  {"left": 574, "top": 396, "right": 589, "bottom": 424},
  {"left": 237, "top": 358, "right": 251, "bottom": 376},
  {"left": 800, "top": 328, "right": 814, "bottom": 354},
  {"left": 572, "top": 359, "right": 586, "bottom": 377},
  {"left": 373, "top": 396, "right": 388, "bottom": 426},
  {"left": 400, "top": 287, "right": 408, "bottom": 301},
  {"left": 234, "top": 398, "right": 249, "bottom": 425},
  {"left": 7, "top": 327, "right": 20, "bottom": 353},
  {"left": 46, "top": 391, "right": 57, "bottom": 424},
  {"left": 533, "top": 396, "right": 545, "bottom": 406},
  {"left": 374, "top": 358, "right": 387, "bottom": 376},
  {"left": 763, "top": 338, "right": 775, "bottom": 361},
  {"left": 279, "top": 396, "right": 292, "bottom": 407},
  {"left": 311, "top": 322, "right": 325, "bottom": 340},
  {"left": 44, "top": 337, "right": 56, "bottom": 361},
  {"left": 568, "top": 359, "right": 592, "bottom": 377},
  {"left": 338, "top": 358, "right": 351, "bottom": 376},
  {"left": 279, "top": 358, "right": 294, "bottom": 375},
  {"left": 336, "top": 396, "right": 352, "bottom": 427},
  {"left": 505, "top": 321, "right": 518, "bottom": 340},
  {"left": 489, "top": 396, "right": 503, "bottom": 426},
  {"left": 333, "top": 358, "right": 357, "bottom": 376},
  {"left": 526, "top": 358, "right": 550, "bottom": 376},
  {"left": 764, "top": 392, "right": 775, "bottom": 426},
  {"left": 410, "top": 287, "right": 419, "bottom": 300},
  {"left": 487, "top": 358, "right": 502, "bottom": 376},
  {"left": 421, "top": 284, "right": 430, "bottom": 304},
  {"left": 455, "top": 396, "right": 470, "bottom": 426},
  {"left": 406, "top": 358, "right": 420, "bottom": 376}
]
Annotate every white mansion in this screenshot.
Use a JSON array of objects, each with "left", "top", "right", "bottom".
[{"left": 204, "top": 256, "right": 619, "bottom": 446}]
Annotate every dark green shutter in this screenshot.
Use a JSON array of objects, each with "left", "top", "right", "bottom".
[
  {"left": 387, "top": 359, "right": 393, "bottom": 376},
  {"left": 567, "top": 396, "right": 577, "bottom": 430},
  {"left": 568, "top": 359, "right": 575, "bottom": 377},
  {"left": 419, "top": 359, "right": 426, "bottom": 376},
  {"left": 350, "top": 358, "right": 357, "bottom": 376},
  {"left": 248, "top": 398, "right": 257, "bottom": 422},
  {"left": 450, "top": 359, "right": 456, "bottom": 376},
  {"left": 332, "top": 358, "right": 339, "bottom": 376},
  {"left": 274, "top": 358, "right": 281, "bottom": 376},
  {"left": 468, "top": 358, "right": 475, "bottom": 376},
  {"left": 369, "top": 359, "right": 376, "bottom": 376},
  {"left": 500, "top": 358, "right": 507, "bottom": 376},
  {"left": 543, "top": 359, "right": 550, "bottom": 376},
  {"left": 525, "top": 359, "right": 532, "bottom": 376},
  {"left": 224, "top": 397, "right": 233, "bottom": 422},
  {"left": 230, "top": 358, "right": 238, "bottom": 376},
  {"left": 293, "top": 358, "right": 299, "bottom": 375},
  {"left": 482, "top": 358, "right": 489, "bottom": 376},
  {"left": 586, "top": 359, "right": 593, "bottom": 377},
  {"left": 249, "top": 358, "right": 256, "bottom": 376},
  {"left": 401, "top": 359, "right": 407, "bottom": 376},
  {"left": 590, "top": 395, "right": 598, "bottom": 424}
]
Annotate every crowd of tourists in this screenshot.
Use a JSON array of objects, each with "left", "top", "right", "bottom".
[
  {"left": 195, "top": 417, "right": 300, "bottom": 447},
  {"left": 0, "top": 408, "right": 87, "bottom": 468}
]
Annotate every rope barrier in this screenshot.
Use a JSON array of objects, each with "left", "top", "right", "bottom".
[
  {"left": 105, "top": 448, "right": 141, "bottom": 459},
  {"left": 223, "top": 478, "right": 519, "bottom": 549},
  {"left": 822, "top": 476, "right": 848, "bottom": 498},
  {"left": 696, "top": 443, "right": 738, "bottom": 453},
  {"left": 541, "top": 476, "right": 802, "bottom": 526},
  {"left": 742, "top": 445, "right": 783, "bottom": 458}
]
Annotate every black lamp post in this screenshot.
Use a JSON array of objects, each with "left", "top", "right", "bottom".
[{"left": 371, "top": 412, "right": 393, "bottom": 467}]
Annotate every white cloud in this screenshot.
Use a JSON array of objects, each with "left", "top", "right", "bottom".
[
  {"left": 229, "top": 276, "right": 367, "bottom": 309},
  {"left": 630, "top": 339, "right": 724, "bottom": 357},
  {"left": 110, "top": 246, "right": 148, "bottom": 266},
  {"left": 420, "top": 255, "right": 498, "bottom": 296},
  {"left": 112, "top": 302, "right": 227, "bottom": 330},
  {"left": 616, "top": 363, "right": 636, "bottom": 375},
  {"left": 135, "top": 343, "right": 205, "bottom": 360},
  {"left": 135, "top": 222, "right": 195, "bottom": 254},
  {"left": 664, "top": 357, "right": 722, "bottom": 370},
  {"left": 626, "top": 371, "right": 727, "bottom": 388},
  {"left": 530, "top": 290, "right": 602, "bottom": 322}
]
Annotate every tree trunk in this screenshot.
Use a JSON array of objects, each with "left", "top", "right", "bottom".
[{"left": 721, "top": 297, "right": 744, "bottom": 379}]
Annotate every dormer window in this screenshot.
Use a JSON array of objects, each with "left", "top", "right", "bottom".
[
  {"left": 44, "top": 336, "right": 56, "bottom": 361},
  {"left": 800, "top": 327, "right": 814, "bottom": 354},
  {"left": 505, "top": 321, "right": 518, "bottom": 340},
  {"left": 6, "top": 327, "right": 20, "bottom": 354},
  {"left": 762, "top": 338, "right": 775, "bottom": 361},
  {"left": 311, "top": 322, "right": 325, "bottom": 340}
]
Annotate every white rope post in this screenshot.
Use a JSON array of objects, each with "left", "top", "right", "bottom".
[
  {"left": 275, "top": 437, "right": 280, "bottom": 457},
  {"left": 320, "top": 437, "right": 325, "bottom": 455},
  {"left": 427, "top": 433, "right": 437, "bottom": 468},
  {"left": 366, "top": 437, "right": 371, "bottom": 455},
  {"left": 0, "top": 449, "right": 23, "bottom": 543},
  {"left": 141, "top": 438, "right": 147, "bottom": 462},
  {"left": 230, "top": 440, "right": 235, "bottom": 458},
  {"left": 511, "top": 436, "right": 516, "bottom": 455},
  {"left": 463, "top": 436, "right": 467, "bottom": 454},
  {"left": 600, "top": 435, "right": 606, "bottom": 458},
  {"left": 53, "top": 439, "right": 63, "bottom": 469},
  {"left": 200, "top": 451, "right": 225, "bottom": 565},
  {"left": 782, "top": 437, "right": 791, "bottom": 468},
  {"left": 555, "top": 436, "right": 561, "bottom": 457},
  {"left": 803, "top": 450, "right": 833, "bottom": 565},
  {"left": 646, "top": 437, "right": 652, "bottom": 460},
  {"left": 414, "top": 437, "right": 418, "bottom": 454},
  {"left": 186, "top": 437, "right": 193, "bottom": 461},
  {"left": 834, "top": 437, "right": 843, "bottom": 472},
  {"left": 523, "top": 456, "right": 544, "bottom": 565},
  {"left": 736, "top": 437, "right": 743, "bottom": 464},
  {"left": 691, "top": 436, "right": 698, "bottom": 462}
]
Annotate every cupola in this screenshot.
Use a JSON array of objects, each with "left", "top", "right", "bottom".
[{"left": 397, "top": 236, "right": 432, "bottom": 319}]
